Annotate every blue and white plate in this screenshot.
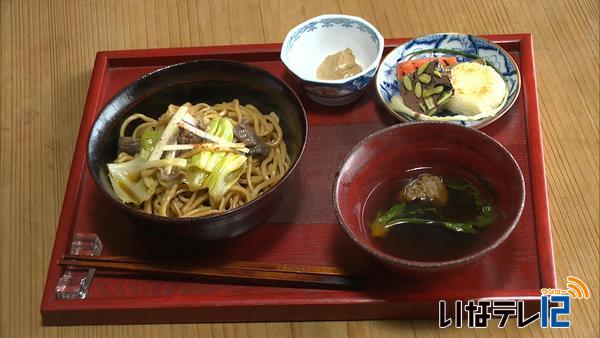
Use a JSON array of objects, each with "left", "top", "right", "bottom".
[{"left": 375, "top": 33, "right": 521, "bottom": 128}]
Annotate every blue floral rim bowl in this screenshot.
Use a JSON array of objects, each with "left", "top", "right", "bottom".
[
  {"left": 375, "top": 33, "right": 521, "bottom": 128},
  {"left": 281, "top": 14, "right": 384, "bottom": 106}
]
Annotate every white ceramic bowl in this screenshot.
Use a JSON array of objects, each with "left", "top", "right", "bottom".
[{"left": 281, "top": 14, "right": 384, "bottom": 106}]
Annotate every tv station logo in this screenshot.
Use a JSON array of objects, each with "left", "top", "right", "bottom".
[{"left": 439, "top": 276, "right": 590, "bottom": 329}]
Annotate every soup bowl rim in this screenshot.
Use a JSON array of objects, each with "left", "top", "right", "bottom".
[{"left": 332, "top": 121, "right": 526, "bottom": 270}]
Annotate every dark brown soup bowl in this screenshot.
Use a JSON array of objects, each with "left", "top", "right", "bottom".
[
  {"left": 88, "top": 60, "right": 307, "bottom": 241},
  {"left": 333, "top": 122, "right": 525, "bottom": 271}
]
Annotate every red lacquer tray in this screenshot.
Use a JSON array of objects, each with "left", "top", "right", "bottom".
[{"left": 41, "top": 34, "right": 556, "bottom": 325}]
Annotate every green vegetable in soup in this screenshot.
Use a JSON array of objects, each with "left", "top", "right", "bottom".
[
  {"left": 371, "top": 202, "right": 406, "bottom": 237},
  {"left": 369, "top": 178, "right": 493, "bottom": 237}
]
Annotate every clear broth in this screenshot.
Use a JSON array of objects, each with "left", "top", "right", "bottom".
[{"left": 362, "top": 166, "right": 497, "bottom": 262}]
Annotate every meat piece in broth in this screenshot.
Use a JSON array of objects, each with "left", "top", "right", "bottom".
[{"left": 398, "top": 174, "right": 449, "bottom": 207}]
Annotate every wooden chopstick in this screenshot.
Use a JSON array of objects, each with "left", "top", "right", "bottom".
[
  {"left": 61, "top": 255, "right": 350, "bottom": 276},
  {"left": 59, "top": 255, "right": 362, "bottom": 290}
]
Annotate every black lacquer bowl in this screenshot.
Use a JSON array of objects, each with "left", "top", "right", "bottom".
[{"left": 87, "top": 60, "right": 308, "bottom": 241}]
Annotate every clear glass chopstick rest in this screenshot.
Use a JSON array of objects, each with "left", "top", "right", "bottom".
[
  {"left": 70, "top": 232, "right": 103, "bottom": 256},
  {"left": 55, "top": 233, "right": 103, "bottom": 300},
  {"left": 55, "top": 269, "right": 96, "bottom": 300}
]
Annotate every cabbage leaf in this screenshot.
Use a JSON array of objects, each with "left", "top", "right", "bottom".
[
  {"left": 107, "top": 156, "right": 186, "bottom": 204},
  {"left": 184, "top": 117, "right": 247, "bottom": 199},
  {"left": 205, "top": 153, "right": 247, "bottom": 202},
  {"left": 187, "top": 117, "right": 235, "bottom": 187}
]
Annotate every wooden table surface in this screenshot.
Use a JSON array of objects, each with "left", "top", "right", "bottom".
[{"left": 0, "top": 0, "right": 597, "bottom": 337}]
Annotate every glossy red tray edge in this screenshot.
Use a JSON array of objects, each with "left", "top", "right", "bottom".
[
  {"left": 40, "top": 34, "right": 556, "bottom": 325},
  {"left": 519, "top": 34, "right": 556, "bottom": 290}
]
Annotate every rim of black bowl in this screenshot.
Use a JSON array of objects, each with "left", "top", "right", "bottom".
[
  {"left": 87, "top": 59, "right": 308, "bottom": 224},
  {"left": 332, "top": 121, "right": 526, "bottom": 270},
  {"left": 375, "top": 32, "right": 522, "bottom": 130}
]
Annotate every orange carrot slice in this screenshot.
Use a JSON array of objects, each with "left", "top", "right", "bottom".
[{"left": 396, "top": 57, "right": 458, "bottom": 78}]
